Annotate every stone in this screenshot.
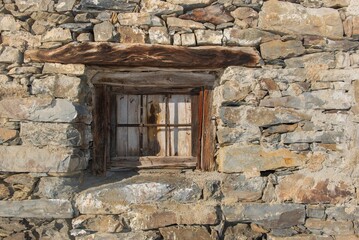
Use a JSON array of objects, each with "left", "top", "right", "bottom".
[
  {"left": 59, "top": 23, "right": 93, "bottom": 33},
  {"left": 231, "top": 7, "right": 258, "bottom": 20},
  {"left": 220, "top": 106, "right": 309, "bottom": 127},
  {"left": 72, "top": 215, "right": 125, "bottom": 232},
  {"left": 149, "top": 27, "right": 171, "bottom": 45},
  {"left": 8, "top": 67, "right": 40, "bottom": 75},
  {"left": 118, "top": 26, "right": 146, "bottom": 43},
  {"left": 35, "top": 177, "right": 79, "bottom": 199},
  {"left": 336, "top": 51, "right": 351, "bottom": 69},
  {"left": 56, "top": 0, "right": 76, "bottom": 11},
  {"left": 217, "top": 144, "right": 306, "bottom": 173},
  {"left": 78, "top": 0, "right": 139, "bottom": 12},
  {"left": 31, "top": 75, "right": 82, "bottom": 100},
  {"left": 15, "top": 0, "right": 53, "bottom": 12},
  {"left": 195, "top": 30, "right": 222, "bottom": 45},
  {"left": 173, "top": 33, "right": 181, "bottom": 45},
  {"left": 310, "top": 69, "right": 359, "bottom": 82},
  {"left": 217, "top": 125, "right": 260, "bottom": 145},
  {"left": 260, "top": 90, "right": 352, "bottom": 110},
  {"left": 127, "top": 203, "right": 218, "bottom": 230},
  {"left": 93, "top": 21, "right": 114, "bottom": 42},
  {"left": 260, "top": 40, "right": 305, "bottom": 60},
  {"left": 167, "top": 0, "right": 215, "bottom": 10},
  {"left": 223, "top": 203, "right": 305, "bottom": 229},
  {"left": 264, "top": 124, "right": 298, "bottom": 135},
  {"left": 0, "top": 145, "right": 87, "bottom": 173},
  {"left": 323, "top": 0, "right": 350, "bottom": 7},
  {"left": 167, "top": 17, "right": 205, "bottom": 31},
  {"left": 4, "top": 174, "right": 37, "bottom": 200},
  {"left": 176, "top": 34, "right": 193, "bottom": 47},
  {"left": 0, "top": 184, "right": 10, "bottom": 200},
  {"left": 35, "top": 219, "right": 71, "bottom": 240},
  {"left": 307, "top": 206, "right": 326, "bottom": 219},
  {"left": 282, "top": 131, "right": 344, "bottom": 144},
  {"left": 0, "top": 127, "right": 18, "bottom": 143},
  {"left": 21, "top": 122, "right": 90, "bottom": 147},
  {"left": 222, "top": 174, "right": 267, "bottom": 202},
  {"left": 118, "top": 13, "right": 163, "bottom": 26},
  {"left": 141, "top": 0, "right": 183, "bottom": 16},
  {"left": 0, "top": 199, "right": 73, "bottom": 218},
  {"left": 347, "top": 0, "right": 359, "bottom": 16},
  {"left": 258, "top": 1, "right": 343, "bottom": 38},
  {"left": 223, "top": 28, "right": 279, "bottom": 47},
  {"left": 179, "top": 5, "right": 233, "bottom": 25},
  {"left": 1, "top": 31, "right": 41, "bottom": 50},
  {"left": 76, "top": 175, "right": 202, "bottom": 214},
  {"left": 160, "top": 226, "right": 213, "bottom": 240},
  {"left": 0, "top": 14, "right": 21, "bottom": 31},
  {"left": 285, "top": 52, "right": 335, "bottom": 69},
  {"left": 42, "top": 63, "right": 85, "bottom": 75},
  {"left": 326, "top": 206, "right": 359, "bottom": 221},
  {"left": 276, "top": 173, "right": 354, "bottom": 204},
  {"left": 42, "top": 28, "right": 72, "bottom": 43},
  {"left": 77, "top": 33, "right": 94, "bottom": 42},
  {"left": 0, "top": 47, "right": 22, "bottom": 64},
  {"left": 305, "top": 219, "right": 354, "bottom": 235},
  {"left": 75, "top": 231, "right": 160, "bottom": 240},
  {"left": 224, "top": 223, "right": 262, "bottom": 240}
]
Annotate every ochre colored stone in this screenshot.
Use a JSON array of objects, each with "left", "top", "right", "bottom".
[
  {"left": 179, "top": 5, "right": 233, "bottom": 25},
  {"left": 0, "top": 127, "right": 17, "bottom": 143}
]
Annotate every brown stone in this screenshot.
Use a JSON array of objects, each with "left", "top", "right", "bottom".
[
  {"left": 0, "top": 184, "right": 10, "bottom": 200},
  {"left": 305, "top": 219, "right": 354, "bottom": 235},
  {"left": 230, "top": 7, "right": 258, "bottom": 20},
  {"left": 72, "top": 215, "right": 125, "bottom": 233},
  {"left": 260, "top": 40, "right": 305, "bottom": 60},
  {"left": 160, "top": 226, "right": 214, "bottom": 240},
  {"left": 4, "top": 174, "right": 37, "bottom": 200},
  {"left": 0, "top": 127, "right": 18, "bottom": 143},
  {"left": 179, "top": 5, "right": 234, "bottom": 25},
  {"left": 225, "top": 223, "right": 262, "bottom": 240},
  {"left": 276, "top": 173, "right": 354, "bottom": 204},
  {"left": 118, "top": 26, "right": 146, "bottom": 44},
  {"left": 258, "top": 1, "right": 343, "bottom": 38},
  {"left": 263, "top": 124, "right": 298, "bottom": 135}
]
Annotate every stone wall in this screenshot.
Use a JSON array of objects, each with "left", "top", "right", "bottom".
[{"left": 0, "top": 0, "right": 359, "bottom": 239}]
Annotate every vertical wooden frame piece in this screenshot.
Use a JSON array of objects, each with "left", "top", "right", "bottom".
[{"left": 201, "top": 88, "right": 215, "bottom": 171}]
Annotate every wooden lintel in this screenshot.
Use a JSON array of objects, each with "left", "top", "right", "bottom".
[{"left": 25, "top": 42, "right": 261, "bottom": 68}]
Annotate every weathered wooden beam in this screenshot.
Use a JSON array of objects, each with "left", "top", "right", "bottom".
[{"left": 25, "top": 43, "right": 261, "bottom": 68}]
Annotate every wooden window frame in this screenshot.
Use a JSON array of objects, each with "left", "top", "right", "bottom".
[{"left": 92, "top": 74, "right": 216, "bottom": 174}]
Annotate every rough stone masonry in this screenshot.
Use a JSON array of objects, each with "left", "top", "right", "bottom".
[{"left": 0, "top": 0, "right": 359, "bottom": 239}]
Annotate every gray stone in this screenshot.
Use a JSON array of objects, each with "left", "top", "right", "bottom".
[
  {"left": 42, "top": 28, "right": 72, "bottom": 43},
  {"left": 75, "top": 231, "right": 161, "bottom": 240},
  {"left": 167, "top": 0, "right": 215, "bottom": 10},
  {"left": 223, "top": 203, "right": 305, "bottom": 229},
  {"left": 220, "top": 106, "right": 309, "bottom": 127},
  {"left": 35, "top": 219, "right": 71, "bottom": 240},
  {"left": 21, "top": 122, "right": 90, "bottom": 147},
  {"left": 59, "top": 23, "right": 93, "bottom": 33},
  {"left": 305, "top": 219, "right": 354, "bottom": 235},
  {"left": 223, "top": 28, "right": 280, "bottom": 46},
  {"left": 195, "top": 30, "right": 222, "bottom": 45},
  {"left": 0, "top": 47, "right": 22, "bottom": 64},
  {"left": 258, "top": 1, "right": 343, "bottom": 38},
  {"left": 217, "top": 125, "right": 260, "bottom": 145},
  {"left": 77, "top": 33, "right": 94, "bottom": 42},
  {"left": 181, "top": 33, "right": 196, "bottom": 46},
  {"left": 312, "top": 69, "right": 359, "bottom": 82},
  {"left": 0, "top": 145, "right": 88, "bottom": 173},
  {"left": 15, "top": 0, "right": 53, "bottom": 12},
  {"left": 141, "top": 0, "right": 183, "bottom": 16},
  {"left": 222, "top": 174, "right": 267, "bottom": 202},
  {"left": 149, "top": 27, "right": 171, "bottom": 45},
  {"left": 8, "top": 67, "right": 40, "bottom": 75},
  {"left": 118, "top": 13, "right": 163, "bottom": 26},
  {"left": 78, "top": 0, "right": 139, "bottom": 12},
  {"left": 167, "top": 17, "right": 205, "bottom": 31},
  {"left": 93, "top": 21, "right": 114, "bottom": 42},
  {"left": 326, "top": 206, "right": 359, "bottom": 221},
  {"left": 42, "top": 63, "right": 85, "bottom": 75},
  {"left": 307, "top": 206, "right": 326, "bottom": 219},
  {"left": 56, "top": 0, "right": 76, "bottom": 11},
  {"left": 31, "top": 74, "right": 82, "bottom": 100},
  {"left": 1, "top": 31, "right": 41, "bottom": 50},
  {"left": 160, "top": 226, "right": 213, "bottom": 240},
  {"left": 260, "top": 40, "right": 305, "bottom": 60},
  {"left": 285, "top": 52, "right": 335, "bottom": 69},
  {"left": 282, "top": 131, "right": 344, "bottom": 144},
  {"left": 260, "top": 91, "right": 352, "bottom": 110},
  {"left": 0, "top": 199, "right": 73, "bottom": 218},
  {"left": 217, "top": 144, "right": 305, "bottom": 173},
  {"left": 323, "top": 0, "right": 350, "bottom": 7},
  {"left": 0, "top": 14, "right": 21, "bottom": 31},
  {"left": 76, "top": 175, "right": 202, "bottom": 214},
  {"left": 35, "top": 177, "right": 79, "bottom": 199}
]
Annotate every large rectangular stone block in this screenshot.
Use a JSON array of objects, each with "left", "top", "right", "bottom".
[
  {"left": 223, "top": 203, "right": 305, "bottom": 229},
  {"left": 0, "top": 146, "right": 88, "bottom": 173},
  {"left": 0, "top": 199, "right": 73, "bottom": 218}
]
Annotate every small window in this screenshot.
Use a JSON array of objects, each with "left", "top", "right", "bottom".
[{"left": 92, "top": 73, "right": 216, "bottom": 174}]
